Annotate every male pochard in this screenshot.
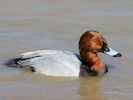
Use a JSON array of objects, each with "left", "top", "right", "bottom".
[{"left": 10, "top": 30, "right": 121, "bottom": 77}]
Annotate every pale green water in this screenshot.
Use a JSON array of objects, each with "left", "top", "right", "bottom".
[{"left": 0, "top": 0, "right": 133, "bottom": 100}]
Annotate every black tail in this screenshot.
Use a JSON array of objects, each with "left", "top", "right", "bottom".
[
  {"left": 5, "top": 57, "right": 22, "bottom": 67},
  {"left": 5, "top": 58, "right": 36, "bottom": 72},
  {"left": 5, "top": 55, "right": 41, "bottom": 67}
]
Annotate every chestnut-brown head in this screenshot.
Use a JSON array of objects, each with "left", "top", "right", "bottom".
[
  {"left": 79, "top": 30, "right": 106, "bottom": 54},
  {"left": 79, "top": 30, "right": 122, "bottom": 75}
]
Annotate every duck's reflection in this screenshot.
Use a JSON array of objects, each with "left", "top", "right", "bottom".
[{"left": 78, "top": 76, "right": 107, "bottom": 100}]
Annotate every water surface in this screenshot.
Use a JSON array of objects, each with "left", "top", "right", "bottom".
[{"left": 0, "top": 0, "right": 133, "bottom": 100}]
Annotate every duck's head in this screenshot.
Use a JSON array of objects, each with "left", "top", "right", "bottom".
[{"left": 79, "top": 30, "right": 122, "bottom": 75}]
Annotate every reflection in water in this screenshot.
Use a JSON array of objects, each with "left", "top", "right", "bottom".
[{"left": 78, "top": 77, "right": 107, "bottom": 100}]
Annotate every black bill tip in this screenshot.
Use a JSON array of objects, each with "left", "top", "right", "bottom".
[{"left": 113, "top": 53, "right": 122, "bottom": 57}]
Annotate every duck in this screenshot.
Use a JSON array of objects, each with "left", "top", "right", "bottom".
[{"left": 10, "top": 30, "right": 122, "bottom": 77}]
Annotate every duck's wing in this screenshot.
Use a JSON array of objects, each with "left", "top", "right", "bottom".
[
  {"left": 14, "top": 50, "right": 60, "bottom": 66},
  {"left": 21, "top": 50, "right": 50, "bottom": 59},
  {"left": 9, "top": 50, "right": 49, "bottom": 68}
]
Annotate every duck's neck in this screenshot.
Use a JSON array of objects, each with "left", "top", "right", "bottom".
[{"left": 80, "top": 51, "right": 106, "bottom": 75}]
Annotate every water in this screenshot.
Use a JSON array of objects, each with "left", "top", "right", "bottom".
[{"left": 0, "top": 0, "right": 133, "bottom": 100}]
